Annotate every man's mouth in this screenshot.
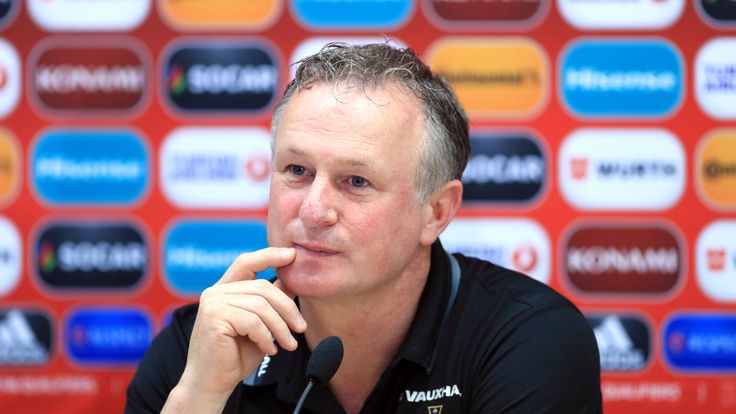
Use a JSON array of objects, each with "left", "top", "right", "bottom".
[{"left": 293, "top": 242, "right": 339, "bottom": 256}]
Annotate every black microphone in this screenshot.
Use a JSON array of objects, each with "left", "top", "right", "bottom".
[{"left": 293, "top": 336, "right": 344, "bottom": 414}]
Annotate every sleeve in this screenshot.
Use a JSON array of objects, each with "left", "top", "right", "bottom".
[
  {"left": 469, "top": 303, "right": 602, "bottom": 414},
  {"left": 125, "top": 305, "right": 197, "bottom": 414}
]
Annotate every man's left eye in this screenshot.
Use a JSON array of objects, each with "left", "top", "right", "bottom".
[{"left": 349, "top": 176, "right": 369, "bottom": 188}]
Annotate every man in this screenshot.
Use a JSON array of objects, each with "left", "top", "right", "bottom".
[{"left": 127, "top": 43, "right": 602, "bottom": 413}]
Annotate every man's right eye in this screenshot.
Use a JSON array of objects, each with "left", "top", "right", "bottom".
[{"left": 287, "top": 165, "right": 308, "bottom": 176}]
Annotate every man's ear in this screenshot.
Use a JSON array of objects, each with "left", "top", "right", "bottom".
[{"left": 419, "top": 179, "right": 463, "bottom": 246}]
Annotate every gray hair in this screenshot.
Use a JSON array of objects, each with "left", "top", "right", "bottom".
[{"left": 271, "top": 42, "right": 470, "bottom": 202}]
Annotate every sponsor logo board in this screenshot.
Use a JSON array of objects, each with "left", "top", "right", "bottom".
[
  {"left": 424, "top": 0, "right": 549, "bottom": 29},
  {"left": 291, "top": 0, "right": 413, "bottom": 29},
  {"left": 425, "top": 38, "right": 548, "bottom": 119},
  {"left": 163, "top": 220, "right": 271, "bottom": 296},
  {"left": 64, "top": 307, "right": 152, "bottom": 365},
  {"left": 31, "top": 129, "right": 149, "bottom": 206},
  {"left": 33, "top": 221, "right": 149, "bottom": 292},
  {"left": 0, "top": 128, "right": 20, "bottom": 205},
  {"left": 664, "top": 313, "right": 736, "bottom": 372},
  {"left": 697, "top": 0, "right": 736, "bottom": 25},
  {"left": 559, "top": 39, "right": 683, "bottom": 118},
  {"left": 162, "top": 40, "right": 279, "bottom": 114},
  {"left": 0, "top": 38, "right": 20, "bottom": 119},
  {"left": 29, "top": 39, "right": 149, "bottom": 115},
  {"left": 0, "top": 0, "right": 18, "bottom": 28},
  {"left": 562, "top": 222, "right": 683, "bottom": 297},
  {"left": 0, "top": 308, "right": 53, "bottom": 367},
  {"left": 697, "top": 129, "right": 736, "bottom": 209},
  {"left": 587, "top": 313, "right": 651, "bottom": 372},
  {"left": 696, "top": 38, "right": 736, "bottom": 120},
  {"left": 0, "top": 217, "right": 21, "bottom": 296},
  {"left": 27, "top": 0, "right": 150, "bottom": 31},
  {"left": 696, "top": 220, "right": 736, "bottom": 302},
  {"left": 557, "top": 0, "right": 685, "bottom": 30},
  {"left": 559, "top": 128, "right": 685, "bottom": 210},
  {"left": 440, "top": 218, "right": 550, "bottom": 283},
  {"left": 462, "top": 132, "right": 546, "bottom": 204},
  {"left": 160, "top": 127, "right": 270, "bottom": 209},
  {"left": 159, "top": 0, "right": 281, "bottom": 30}
]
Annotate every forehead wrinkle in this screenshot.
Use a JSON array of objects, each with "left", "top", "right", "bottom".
[{"left": 277, "top": 144, "right": 376, "bottom": 170}]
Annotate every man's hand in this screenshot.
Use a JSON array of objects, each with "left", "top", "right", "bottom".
[{"left": 162, "top": 247, "right": 306, "bottom": 413}]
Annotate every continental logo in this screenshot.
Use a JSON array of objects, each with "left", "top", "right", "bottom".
[
  {"left": 0, "top": 128, "right": 19, "bottom": 205},
  {"left": 697, "top": 130, "right": 736, "bottom": 208},
  {"left": 559, "top": 128, "right": 685, "bottom": 211},
  {"left": 29, "top": 39, "right": 150, "bottom": 115},
  {"left": 162, "top": 40, "right": 279, "bottom": 114},
  {"left": 425, "top": 0, "right": 548, "bottom": 29},
  {"left": 159, "top": 0, "right": 280, "bottom": 30},
  {"left": 291, "top": 0, "right": 413, "bottom": 29},
  {"left": 695, "top": 38, "right": 736, "bottom": 120},
  {"left": 160, "top": 127, "right": 271, "bottom": 209},
  {"left": 33, "top": 221, "right": 149, "bottom": 292},
  {"left": 696, "top": 220, "right": 736, "bottom": 302},
  {"left": 558, "top": 0, "right": 685, "bottom": 30},
  {"left": 425, "top": 38, "right": 548, "bottom": 119},
  {"left": 560, "top": 39, "right": 683, "bottom": 118},
  {"left": 27, "top": 0, "right": 150, "bottom": 31},
  {"left": 697, "top": 0, "right": 736, "bottom": 25},
  {"left": 441, "top": 218, "right": 550, "bottom": 283},
  {"left": 462, "top": 132, "right": 546, "bottom": 204},
  {"left": 163, "top": 220, "right": 271, "bottom": 296},
  {"left": 0, "top": 38, "right": 20, "bottom": 119},
  {"left": 562, "top": 222, "right": 683, "bottom": 297}
]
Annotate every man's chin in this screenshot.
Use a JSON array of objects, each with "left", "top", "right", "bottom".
[{"left": 276, "top": 266, "right": 342, "bottom": 298}]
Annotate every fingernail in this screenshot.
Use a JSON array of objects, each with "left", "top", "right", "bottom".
[
  {"left": 295, "top": 315, "right": 307, "bottom": 330},
  {"left": 280, "top": 248, "right": 295, "bottom": 258}
]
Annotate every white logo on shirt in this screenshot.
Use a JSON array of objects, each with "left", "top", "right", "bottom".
[{"left": 405, "top": 384, "right": 462, "bottom": 402}]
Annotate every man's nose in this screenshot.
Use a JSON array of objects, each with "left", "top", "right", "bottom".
[{"left": 298, "top": 176, "right": 338, "bottom": 227}]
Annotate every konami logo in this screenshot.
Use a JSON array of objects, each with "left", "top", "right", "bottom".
[
  {"left": 562, "top": 222, "right": 683, "bottom": 297},
  {"left": 424, "top": 0, "right": 549, "bottom": 29},
  {"left": 30, "top": 39, "right": 149, "bottom": 115}
]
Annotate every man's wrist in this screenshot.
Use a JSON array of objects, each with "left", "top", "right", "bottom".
[{"left": 162, "top": 377, "right": 231, "bottom": 414}]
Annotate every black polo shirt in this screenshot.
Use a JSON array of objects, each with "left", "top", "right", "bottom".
[{"left": 126, "top": 242, "right": 602, "bottom": 413}]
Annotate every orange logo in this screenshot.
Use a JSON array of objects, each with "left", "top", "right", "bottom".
[
  {"left": 697, "top": 130, "right": 736, "bottom": 209},
  {"left": 159, "top": 0, "right": 281, "bottom": 29},
  {"left": 0, "top": 128, "right": 19, "bottom": 205},
  {"left": 424, "top": 38, "right": 548, "bottom": 119}
]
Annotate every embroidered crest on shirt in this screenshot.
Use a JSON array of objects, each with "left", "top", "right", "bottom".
[{"left": 428, "top": 405, "right": 443, "bottom": 414}]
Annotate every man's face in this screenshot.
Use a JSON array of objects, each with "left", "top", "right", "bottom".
[{"left": 267, "top": 82, "right": 429, "bottom": 299}]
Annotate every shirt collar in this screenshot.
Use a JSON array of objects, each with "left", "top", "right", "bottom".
[
  {"left": 243, "top": 240, "right": 452, "bottom": 392},
  {"left": 393, "top": 240, "right": 453, "bottom": 373}
]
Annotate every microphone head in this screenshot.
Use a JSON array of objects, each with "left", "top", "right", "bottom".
[{"left": 306, "top": 336, "right": 343, "bottom": 385}]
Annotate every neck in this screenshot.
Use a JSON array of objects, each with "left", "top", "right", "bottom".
[{"left": 299, "top": 246, "right": 432, "bottom": 414}]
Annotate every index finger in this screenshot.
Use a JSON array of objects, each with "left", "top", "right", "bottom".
[{"left": 218, "top": 247, "right": 296, "bottom": 284}]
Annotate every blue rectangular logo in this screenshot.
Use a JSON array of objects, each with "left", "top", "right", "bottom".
[
  {"left": 664, "top": 314, "right": 736, "bottom": 372},
  {"left": 560, "top": 39, "right": 683, "bottom": 118},
  {"left": 163, "top": 220, "right": 272, "bottom": 296},
  {"left": 31, "top": 130, "right": 149, "bottom": 205},
  {"left": 65, "top": 308, "right": 152, "bottom": 365},
  {"left": 291, "top": 0, "right": 413, "bottom": 29}
]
